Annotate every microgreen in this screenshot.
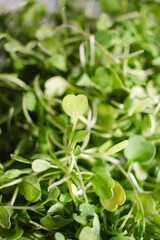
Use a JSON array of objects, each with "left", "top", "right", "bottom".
[
  {"left": 62, "top": 94, "right": 88, "bottom": 126},
  {"left": 0, "top": 0, "right": 160, "bottom": 239}
]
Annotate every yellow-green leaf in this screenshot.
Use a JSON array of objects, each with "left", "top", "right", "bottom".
[
  {"left": 100, "top": 181, "right": 126, "bottom": 212},
  {"left": 62, "top": 94, "right": 88, "bottom": 123}
]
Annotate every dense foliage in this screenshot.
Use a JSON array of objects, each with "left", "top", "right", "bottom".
[{"left": 0, "top": 0, "right": 160, "bottom": 239}]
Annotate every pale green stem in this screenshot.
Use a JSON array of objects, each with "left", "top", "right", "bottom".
[
  {"left": 10, "top": 186, "right": 19, "bottom": 206},
  {"left": 22, "top": 95, "right": 38, "bottom": 131},
  {"left": 48, "top": 176, "right": 69, "bottom": 192},
  {"left": 72, "top": 154, "right": 88, "bottom": 204},
  {"left": 0, "top": 178, "right": 23, "bottom": 190},
  {"left": 119, "top": 202, "right": 136, "bottom": 229},
  {"left": 68, "top": 119, "right": 77, "bottom": 147},
  {"left": 83, "top": 152, "right": 146, "bottom": 231}
]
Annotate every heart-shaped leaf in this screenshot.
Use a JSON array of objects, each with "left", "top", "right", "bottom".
[
  {"left": 124, "top": 135, "right": 155, "bottom": 163},
  {"left": 100, "top": 181, "right": 126, "bottom": 212},
  {"left": 47, "top": 187, "right": 60, "bottom": 202},
  {"left": 62, "top": 94, "right": 88, "bottom": 123},
  {"left": 73, "top": 203, "right": 95, "bottom": 225},
  {"left": 90, "top": 174, "right": 114, "bottom": 199},
  {"left": 79, "top": 226, "right": 95, "bottom": 240}
]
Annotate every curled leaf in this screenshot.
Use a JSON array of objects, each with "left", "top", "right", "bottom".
[
  {"left": 100, "top": 181, "right": 126, "bottom": 212},
  {"left": 90, "top": 174, "right": 114, "bottom": 199}
]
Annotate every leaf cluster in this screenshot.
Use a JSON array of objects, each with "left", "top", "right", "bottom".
[{"left": 0, "top": 0, "right": 160, "bottom": 239}]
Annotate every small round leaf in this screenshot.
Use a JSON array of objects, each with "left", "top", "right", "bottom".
[{"left": 124, "top": 135, "right": 155, "bottom": 163}]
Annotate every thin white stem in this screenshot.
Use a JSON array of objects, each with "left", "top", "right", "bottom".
[
  {"left": 0, "top": 178, "right": 23, "bottom": 190},
  {"left": 72, "top": 154, "right": 88, "bottom": 203},
  {"left": 48, "top": 176, "right": 68, "bottom": 192},
  {"left": 10, "top": 186, "right": 19, "bottom": 206},
  {"left": 79, "top": 42, "right": 86, "bottom": 67},
  {"left": 120, "top": 202, "right": 135, "bottom": 229},
  {"left": 90, "top": 35, "right": 95, "bottom": 66}
]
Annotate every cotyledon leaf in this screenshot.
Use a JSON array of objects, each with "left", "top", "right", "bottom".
[
  {"left": 100, "top": 181, "right": 126, "bottom": 212},
  {"left": 62, "top": 94, "right": 88, "bottom": 123}
]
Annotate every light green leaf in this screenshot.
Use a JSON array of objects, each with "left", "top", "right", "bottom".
[
  {"left": 55, "top": 232, "right": 65, "bottom": 240},
  {"left": 47, "top": 187, "right": 60, "bottom": 201},
  {"left": 134, "top": 207, "right": 142, "bottom": 222},
  {"left": 93, "top": 214, "right": 100, "bottom": 240},
  {"left": 40, "top": 215, "right": 73, "bottom": 229},
  {"left": 109, "top": 68, "right": 124, "bottom": 89},
  {"left": 90, "top": 174, "right": 114, "bottom": 199},
  {"left": 32, "top": 159, "right": 51, "bottom": 172},
  {"left": 79, "top": 226, "right": 95, "bottom": 240},
  {"left": 44, "top": 76, "right": 68, "bottom": 98},
  {"left": 124, "top": 135, "right": 155, "bottom": 163},
  {"left": 0, "top": 207, "right": 11, "bottom": 229},
  {"left": 106, "top": 140, "right": 128, "bottom": 155},
  {"left": 4, "top": 169, "right": 22, "bottom": 179},
  {"left": 92, "top": 164, "right": 110, "bottom": 177},
  {"left": 72, "top": 130, "right": 89, "bottom": 147},
  {"left": 100, "top": 181, "right": 126, "bottom": 212},
  {"left": 40, "top": 215, "right": 57, "bottom": 230},
  {"left": 25, "top": 91, "right": 37, "bottom": 112},
  {"left": 139, "top": 193, "right": 156, "bottom": 217},
  {"left": 79, "top": 203, "right": 95, "bottom": 218},
  {"left": 96, "top": 13, "right": 111, "bottom": 30},
  {"left": 19, "top": 175, "right": 41, "bottom": 202},
  {"left": 133, "top": 162, "right": 148, "bottom": 181},
  {"left": 77, "top": 73, "right": 94, "bottom": 87},
  {"left": 48, "top": 54, "right": 67, "bottom": 72},
  {"left": 48, "top": 203, "right": 64, "bottom": 214},
  {"left": 62, "top": 94, "right": 88, "bottom": 123},
  {"left": 73, "top": 203, "right": 95, "bottom": 225},
  {"left": 10, "top": 154, "right": 31, "bottom": 164},
  {"left": 73, "top": 145, "right": 81, "bottom": 156},
  {"left": 36, "top": 25, "right": 54, "bottom": 40},
  {"left": 93, "top": 67, "right": 112, "bottom": 93},
  {"left": 128, "top": 98, "right": 151, "bottom": 116}
]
